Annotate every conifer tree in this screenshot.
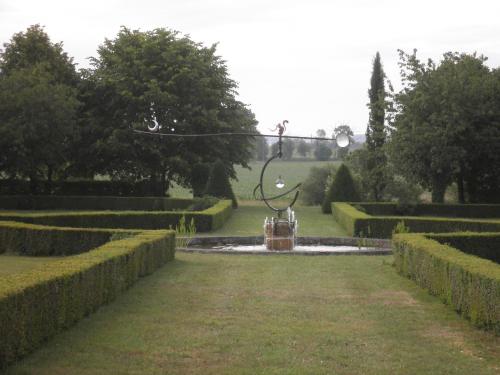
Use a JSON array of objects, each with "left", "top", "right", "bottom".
[
  {"left": 322, "top": 164, "right": 360, "bottom": 213},
  {"left": 203, "top": 160, "right": 238, "bottom": 208},
  {"left": 365, "top": 52, "right": 388, "bottom": 201}
]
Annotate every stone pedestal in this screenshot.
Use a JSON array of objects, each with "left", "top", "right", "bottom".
[{"left": 265, "top": 218, "right": 295, "bottom": 251}]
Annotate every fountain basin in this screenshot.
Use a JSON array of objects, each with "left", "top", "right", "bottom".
[{"left": 179, "top": 236, "right": 392, "bottom": 256}]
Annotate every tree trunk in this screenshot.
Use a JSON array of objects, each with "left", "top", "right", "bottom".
[
  {"left": 47, "top": 164, "right": 53, "bottom": 194},
  {"left": 457, "top": 173, "right": 465, "bottom": 204},
  {"left": 160, "top": 169, "right": 167, "bottom": 197},
  {"left": 431, "top": 178, "right": 447, "bottom": 203}
]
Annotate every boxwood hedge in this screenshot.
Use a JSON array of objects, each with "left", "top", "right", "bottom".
[
  {"left": 0, "top": 195, "right": 194, "bottom": 211},
  {"left": 392, "top": 232, "right": 500, "bottom": 334},
  {"left": 332, "top": 202, "right": 500, "bottom": 238},
  {"left": 0, "top": 225, "right": 175, "bottom": 369},
  {"left": 0, "top": 199, "right": 233, "bottom": 232}
]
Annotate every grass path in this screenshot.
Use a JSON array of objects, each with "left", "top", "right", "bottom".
[
  {"left": 208, "top": 200, "right": 347, "bottom": 237},
  {"left": 6, "top": 253, "right": 499, "bottom": 375}
]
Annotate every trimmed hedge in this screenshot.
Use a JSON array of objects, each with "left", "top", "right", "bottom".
[
  {"left": 0, "top": 199, "right": 233, "bottom": 232},
  {"left": 356, "top": 202, "right": 500, "bottom": 218},
  {"left": 392, "top": 233, "right": 500, "bottom": 334},
  {"left": 431, "top": 232, "right": 500, "bottom": 264},
  {"left": 0, "top": 179, "right": 166, "bottom": 196},
  {"left": 332, "top": 202, "right": 500, "bottom": 238},
  {"left": 0, "top": 195, "right": 194, "bottom": 211},
  {"left": 0, "top": 221, "right": 136, "bottom": 256},
  {"left": 0, "top": 228, "right": 175, "bottom": 369}
]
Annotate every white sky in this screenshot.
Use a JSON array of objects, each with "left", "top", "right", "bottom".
[{"left": 2, "top": 0, "right": 500, "bottom": 136}]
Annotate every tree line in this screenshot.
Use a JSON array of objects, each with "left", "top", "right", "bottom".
[
  {"left": 0, "top": 25, "right": 257, "bottom": 195},
  {"left": 347, "top": 50, "right": 500, "bottom": 203},
  {"left": 252, "top": 125, "right": 354, "bottom": 162}
]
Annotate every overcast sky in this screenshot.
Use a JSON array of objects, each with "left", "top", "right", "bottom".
[{"left": 2, "top": 0, "right": 500, "bottom": 136}]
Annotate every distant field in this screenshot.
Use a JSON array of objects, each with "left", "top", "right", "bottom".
[{"left": 170, "top": 160, "right": 341, "bottom": 199}]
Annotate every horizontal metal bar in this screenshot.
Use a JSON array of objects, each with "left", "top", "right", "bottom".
[{"left": 132, "top": 129, "right": 334, "bottom": 142}]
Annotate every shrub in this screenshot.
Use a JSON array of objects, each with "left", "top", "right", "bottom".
[
  {"left": 0, "top": 228, "right": 175, "bottom": 368},
  {"left": 203, "top": 160, "right": 238, "bottom": 208},
  {"left": 186, "top": 196, "right": 219, "bottom": 211},
  {"left": 0, "top": 221, "right": 128, "bottom": 256},
  {"left": 392, "top": 233, "right": 500, "bottom": 333},
  {"left": 322, "top": 164, "right": 360, "bottom": 213},
  {"left": 300, "top": 164, "right": 337, "bottom": 206},
  {"left": 0, "top": 199, "right": 233, "bottom": 232},
  {"left": 331, "top": 202, "right": 500, "bottom": 238},
  {"left": 190, "top": 163, "right": 211, "bottom": 197}
]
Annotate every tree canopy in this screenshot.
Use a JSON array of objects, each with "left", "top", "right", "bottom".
[{"left": 390, "top": 50, "right": 500, "bottom": 202}]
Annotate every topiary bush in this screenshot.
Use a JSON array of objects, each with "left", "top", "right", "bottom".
[
  {"left": 322, "top": 164, "right": 360, "bottom": 213},
  {"left": 203, "top": 160, "right": 238, "bottom": 208}
]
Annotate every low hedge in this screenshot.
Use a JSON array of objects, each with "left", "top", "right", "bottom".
[
  {"left": 0, "top": 228, "right": 175, "bottom": 369},
  {"left": 392, "top": 233, "right": 500, "bottom": 334},
  {"left": 0, "top": 179, "right": 166, "bottom": 196},
  {"left": 356, "top": 202, "right": 500, "bottom": 218},
  {"left": 332, "top": 202, "right": 500, "bottom": 238},
  {"left": 0, "top": 195, "right": 194, "bottom": 211},
  {"left": 0, "top": 221, "right": 136, "bottom": 256},
  {"left": 0, "top": 199, "right": 233, "bottom": 232},
  {"left": 430, "top": 232, "right": 500, "bottom": 264}
]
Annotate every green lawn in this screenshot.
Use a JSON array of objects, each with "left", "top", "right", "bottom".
[
  {"left": 6, "top": 253, "right": 499, "bottom": 375},
  {"left": 170, "top": 160, "right": 340, "bottom": 199},
  {"left": 0, "top": 253, "right": 63, "bottom": 277},
  {"left": 207, "top": 200, "right": 347, "bottom": 237}
]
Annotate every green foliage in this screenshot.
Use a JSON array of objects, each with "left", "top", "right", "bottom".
[
  {"left": 0, "top": 195, "right": 194, "bottom": 211},
  {"left": 0, "top": 197, "right": 233, "bottom": 232},
  {"left": 0, "top": 228, "right": 175, "bottom": 369},
  {"left": 333, "top": 124, "right": 354, "bottom": 160},
  {"left": 392, "top": 221, "right": 410, "bottom": 235},
  {"left": 392, "top": 233, "right": 500, "bottom": 333},
  {"left": 0, "top": 221, "right": 120, "bottom": 256},
  {"left": 173, "top": 215, "right": 196, "bottom": 248},
  {"left": 313, "top": 143, "right": 332, "bottom": 161},
  {"left": 252, "top": 135, "right": 268, "bottom": 161},
  {"left": 296, "top": 139, "right": 311, "bottom": 157},
  {"left": 281, "top": 139, "right": 295, "bottom": 160},
  {"left": 300, "top": 164, "right": 337, "bottom": 205},
  {"left": 203, "top": 160, "right": 238, "bottom": 208},
  {"left": 186, "top": 196, "right": 219, "bottom": 211},
  {"left": 78, "top": 27, "right": 257, "bottom": 189},
  {"left": 390, "top": 50, "right": 500, "bottom": 203},
  {"left": 322, "top": 164, "right": 360, "bottom": 213},
  {"left": 190, "top": 163, "right": 211, "bottom": 197},
  {"left": 0, "top": 25, "right": 80, "bottom": 188},
  {"left": 332, "top": 202, "right": 500, "bottom": 238}
]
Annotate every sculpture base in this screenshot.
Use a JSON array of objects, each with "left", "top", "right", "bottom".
[{"left": 264, "top": 218, "right": 296, "bottom": 251}]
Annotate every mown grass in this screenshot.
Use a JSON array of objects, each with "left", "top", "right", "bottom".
[
  {"left": 170, "top": 160, "right": 340, "bottom": 199},
  {"left": 6, "top": 253, "right": 499, "bottom": 375},
  {"left": 0, "top": 253, "right": 63, "bottom": 277},
  {"left": 206, "top": 200, "right": 347, "bottom": 237}
]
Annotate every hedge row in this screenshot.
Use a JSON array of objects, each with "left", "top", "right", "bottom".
[
  {"left": 0, "top": 200, "right": 234, "bottom": 232},
  {"left": 430, "top": 232, "right": 500, "bottom": 264},
  {"left": 0, "top": 221, "right": 137, "bottom": 256},
  {"left": 0, "top": 179, "right": 166, "bottom": 196},
  {"left": 0, "top": 228, "right": 175, "bottom": 369},
  {"left": 0, "top": 195, "right": 194, "bottom": 211},
  {"left": 392, "top": 233, "right": 500, "bottom": 334},
  {"left": 355, "top": 202, "right": 500, "bottom": 218},
  {"left": 332, "top": 203, "right": 500, "bottom": 238}
]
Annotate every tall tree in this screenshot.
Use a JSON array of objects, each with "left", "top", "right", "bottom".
[
  {"left": 296, "top": 139, "right": 311, "bottom": 158},
  {"left": 0, "top": 25, "right": 80, "bottom": 190},
  {"left": 390, "top": 50, "right": 500, "bottom": 203},
  {"left": 82, "top": 27, "right": 257, "bottom": 194},
  {"left": 252, "top": 135, "right": 268, "bottom": 161},
  {"left": 282, "top": 139, "right": 295, "bottom": 160},
  {"left": 364, "top": 52, "right": 388, "bottom": 201},
  {"left": 314, "top": 129, "right": 332, "bottom": 161}
]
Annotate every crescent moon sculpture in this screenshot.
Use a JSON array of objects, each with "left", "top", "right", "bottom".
[{"left": 252, "top": 120, "right": 301, "bottom": 218}]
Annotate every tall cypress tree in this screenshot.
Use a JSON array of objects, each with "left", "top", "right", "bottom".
[{"left": 365, "top": 52, "right": 388, "bottom": 201}]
